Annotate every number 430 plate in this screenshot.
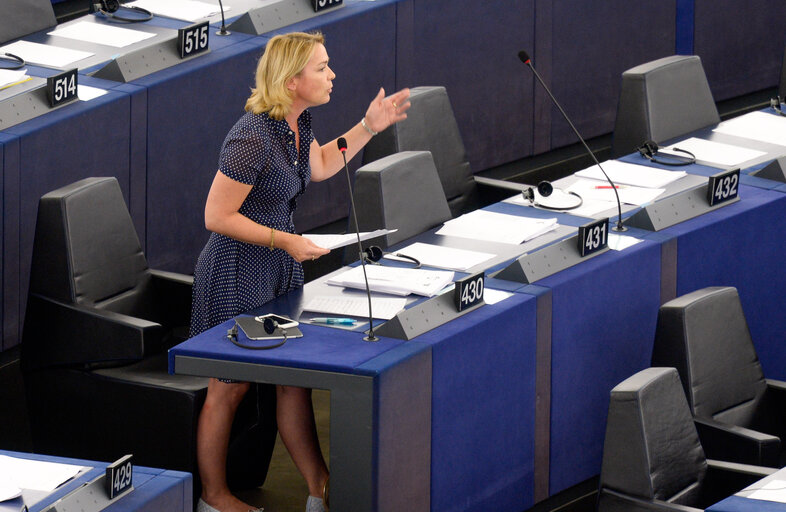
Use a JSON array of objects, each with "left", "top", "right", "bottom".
[{"left": 454, "top": 272, "right": 485, "bottom": 312}]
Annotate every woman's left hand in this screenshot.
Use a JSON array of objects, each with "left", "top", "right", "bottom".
[{"left": 364, "top": 87, "right": 411, "bottom": 134}]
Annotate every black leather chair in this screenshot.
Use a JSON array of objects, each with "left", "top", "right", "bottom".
[
  {"left": 350, "top": 151, "right": 452, "bottom": 249},
  {"left": 652, "top": 286, "right": 786, "bottom": 468},
  {"left": 21, "top": 177, "right": 276, "bottom": 492},
  {"left": 611, "top": 55, "right": 720, "bottom": 158},
  {"left": 779, "top": 44, "right": 786, "bottom": 99},
  {"left": 598, "top": 367, "right": 774, "bottom": 512},
  {"left": 362, "top": 86, "right": 520, "bottom": 217}
]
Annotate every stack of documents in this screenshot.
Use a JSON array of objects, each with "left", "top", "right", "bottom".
[
  {"left": 385, "top": 242, "right": 496, "bottom": 271},
  {"left": 564, "top": 179, "right": 664, "bottom": 206},
  {"left": 127, "top": 0, "right": 229, "bottom": 22},
  {"left": 0, "top": 454, "right": 86, "bottom": 501},
  {"left": 436, "top": 210, "right": 558, "bottom": 244},
  {"left": 712, "top": 111, "right": 786, "bottom": 147},
  {"left": 328, "top": 265, "right": 454, "bottom": 297},
  {"left": 302, "top": 229, "right": 395, "bottom": 250},
  {"left": 0, "top": 41, "right": 93, "bottom": 68},
  {"left": 575, "top": 160, "right": 686, "bottom": 188},
  {"left": 659, "top": 137, "right": 766, "bottom": 168},
  {"left": 303, "top": 295, "right": 407, "bottom": 320},
  {"left": 48, "top": 22, "right": 155, "bottom": 48},
  {"left": 0, "top": 69, "right": 30, "bottom": 91}
]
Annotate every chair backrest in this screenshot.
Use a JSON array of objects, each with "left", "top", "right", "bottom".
[
  {"left": 362, "top": 86, "right": 476, "bottom": 217},
  {"left": 600, "top": 367, "right": 707, "bottom": 505},
  {"left": 779, "top": 44, "right": 786, "bottom": 99},
  {"left": 28, "top": 177, "right": 152, "bottom": 316},
  {"left": 612, "top": 55, "right": 720, "bottom": 158},
  {"left": 652, "top": 286, "right": 767, "bottom": 426},
  {"left": 0, "top": 0, "right": 56, "bottom": 45},
  {"left": 351, "top": 151, "right": 452, "bottom": 247}
]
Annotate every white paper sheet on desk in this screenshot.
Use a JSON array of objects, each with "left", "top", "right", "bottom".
[
  {"left": 0, "top": 41, "right": 93, "bottom": 68},
  {"left": 127, "top": 0, "right": 230, "bottom": 22},
  {"left": 303, "top": 295, "right": 407, "bottom": 320},
  {"left": 747, "top": 479, "right": 786, "bottom": 503},
  {"left": 48, "top": 22, "right": 155, "bottom": 48},
  {"left": 302, "top": 229, "right": 396, "bottom": 250},
  {"left": 713, "top": 111, "right": 786, "bottom": 147},
  {"left": 565, "top": 178, "right": 665, "bottom": 206},
  {"left": 660, "top": 137, "right": 767, "bottom": 167},
  {"left": 384, "top": 242, "right": 495, "bottom": 271},
  {"left": 0, "top": 484, "right": 21, "bottom": 503},
  {"left": 608, "top": 234, "right": 643, "bottom": 251},
  {"left": 436, "top": 210, "right": 558, "bottom": 245},
  {"left": 0, "top": 455, "right": 85, "bottom": 492},
  {"left": 78, "top": 84, "right": 108, "bottom": 101},
  {"left": 575, "top": 160, "right": 686, "bottom": 188},
  {"left": 327, "top": 265, "right": 454, "bottom": 297},
  {"left": 0, "top": 69, "right": 28, "bottom": 90}
]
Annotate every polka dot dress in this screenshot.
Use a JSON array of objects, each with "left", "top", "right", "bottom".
[{"left": 190, "top": 110, "right": 314, "bottom": 337}]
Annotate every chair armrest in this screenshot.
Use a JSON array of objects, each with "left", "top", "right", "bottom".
[
  {"left": 598, "top": 488, "right": 702, "bottom": 511},
  {"left": 704, "top": 459, "right": 777, "bottom": 503},
  {"left": 149, "top": 269, "right": 193, "bottom": 329},
  {"left": 706, "top": 459, "right": 777, "bottom": 478},
  {"left": 694, "top": 416, "right": 781, "bottom": 467},
  {"left": 22, "top": 294, "right": 163, "bottom": 372}
]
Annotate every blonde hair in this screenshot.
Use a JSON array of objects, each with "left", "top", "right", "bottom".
[{"left": 245, "top": 32, "right": 325, "bottom": 120}]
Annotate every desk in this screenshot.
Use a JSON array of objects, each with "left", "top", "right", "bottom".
[{"left": 0, "top": 450, "right": 191, "bottom": 512}]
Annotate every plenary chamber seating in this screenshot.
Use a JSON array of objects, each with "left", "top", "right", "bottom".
[
  {"left": 21, "top": 177, "right": 276, "bottom": 492},
  {"left": 598, "top": 367, "right": 774, "bottom": 512},
  {"left": 652, "top": 286, "right": 786, "bottom": 468},
  {"left": 361, "top": 86, "right": 519, "bottom": 218},
  {"left": 612, "top": 55, "right": 720, "bottom": 158}
]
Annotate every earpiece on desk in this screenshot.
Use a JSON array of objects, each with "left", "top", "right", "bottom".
[
  {"left": 263, "top": 317, "right": 278, "bottom": 334},
  {"left": 522, "top": 181, "right": 553, "bottom": 202}
]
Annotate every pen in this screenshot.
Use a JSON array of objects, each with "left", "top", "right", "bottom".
[
  {"left": 310, "top": 317, "right": 357, "bottom": 325},
  {"left": 594, "top": 185, "right": 624, "bottom": 189}
]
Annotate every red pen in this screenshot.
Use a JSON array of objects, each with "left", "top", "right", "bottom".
[{"left": 594, "top": 185, "right": 622, "bottom": 189}]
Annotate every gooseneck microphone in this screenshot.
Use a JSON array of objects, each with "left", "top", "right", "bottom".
[
  {"left": 518, "top": 50, "right": 626, "bottom": 231},
  {"left": 338, "top": 137, "right": 378, "bottom": 341},
  {"left": 216, "top": 0, "right": 230, "bottom": 35}
]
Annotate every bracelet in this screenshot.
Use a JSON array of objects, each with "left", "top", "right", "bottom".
[
  {"left": 361, "top": 117, "right": 378, "bottom": 136},
  {"left": 270, "top": 227, "right": 275, "bottom": 249}
]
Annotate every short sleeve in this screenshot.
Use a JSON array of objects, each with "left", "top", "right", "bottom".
[{"left": 218, "top": 117, "right": 269, "bottom": 185}]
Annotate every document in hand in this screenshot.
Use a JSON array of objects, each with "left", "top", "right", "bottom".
[
  {"left": 575, "top": 160, "right": 686, "bottom": 188},
  {"left": 302, "top": 229, "right": 396, "bottom": 250},
  {"left": 327, "top": 265, "right": 455, "bottom": 297},
  {"left": 436, "top": 210, "right": 558, "bottom": 244}
]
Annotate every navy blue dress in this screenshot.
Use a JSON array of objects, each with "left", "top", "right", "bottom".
[{"left": 190, "top": 110, "right": 313, "bottom": 336}]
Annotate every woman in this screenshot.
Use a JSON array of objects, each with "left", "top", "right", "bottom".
[{"left": 191, "top": 31, "right": 410, "bottom": 512}]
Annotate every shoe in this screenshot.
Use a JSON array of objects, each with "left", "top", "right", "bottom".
[
  {"left": 306, "top": 496, "right": 325, "bottom": 512},
  {"left": 197, "top": 498, "right": 263, "bottom": 512}
]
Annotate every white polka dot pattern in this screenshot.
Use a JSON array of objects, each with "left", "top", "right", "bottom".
[{"left": 190, "top": 110, "right": 314, "bottom": 336}]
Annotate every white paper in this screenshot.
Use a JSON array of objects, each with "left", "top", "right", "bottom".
[
  {"left": 127, "top": 0, "right": 230, "bottom": 21},
  {"left": 747, "top": 479, "right": 786, "bottom": 503},
  {"left": 483, "top": 288, "right": 513, "bottom": 305},
  {"left": 48, "top": 22, "right": 155, "bottom": 48},
  {"left": 607, "top": 234, "right": 643, "bottom": 251},
  {"left": 0, "top": 69, "right": 28, "bottom": 89},
  {"left": 660, "top": 137, "right": 767, "bottom": 167},
  {"left": 565, "top": 178, "right": 665, "bottom": 206},
  {"left": 0, "top": 41, "right": 93, "bottom": 68},
  {"left": 303, "top": 295, "right": 407, "bottom": 320},
  {"left": 0, "top": 485, "right": 21, "bottom": 503},
  {"left": 575, "top": 160, "right": 686, "bottom": 189},
  {"left": 0, "top": 455, "right": 85, "bottom": 492},
  {"left": 328, "top": 265, "right": 454, "bottom": 297},
  {"left": 437, "top": 210, "right": 558, "bottom": 245},
  {"left": 78, "top": 84, "right": 108, "bottom": 101},
  {"left": 713, "top": 111, "right": 786, "bottom": 147},
  {"left": 302, "top": 229, "right": 396, "bottom": 250},
  {"left": 384, "top": 242, "right": 496, "bottom": 271}
]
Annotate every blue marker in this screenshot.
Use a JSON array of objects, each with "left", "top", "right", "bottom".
[{"left": 310, "top": 317, "right": 357, "bottom": 325}]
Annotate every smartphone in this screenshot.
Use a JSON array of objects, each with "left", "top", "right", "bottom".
[{"left": 255, "top": 314, "right": 299, "bottom": 329}]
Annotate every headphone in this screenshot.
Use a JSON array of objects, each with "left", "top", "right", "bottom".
[
  {"left": 91, "top": 0, "right": 153, "bottom": 23},
  {"left": 227, "top": 317, "right": 288, "bottom": 350},
  {"left": 363, "top": 246, "right": 421, "bottom": 268},
  {"left": 522, "top": 180, "right": 583, "bottom": 211},
  {"left": 0, "top": 53, "right": 25, "bottom": 70},
  {"left": 637, "top": 140, "right": 696, "bottom": 166},
  {"left": 771, "top": 96, "right": 786, "bottom": 117}
]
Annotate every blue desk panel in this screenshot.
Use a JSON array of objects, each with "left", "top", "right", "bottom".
[{"left": 708, "top": 496, "right": 786, "bottom": 512}]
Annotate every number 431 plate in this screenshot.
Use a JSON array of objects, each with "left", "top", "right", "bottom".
[{"left": 577, "top": 217, "right": 609, "bottom": 257}]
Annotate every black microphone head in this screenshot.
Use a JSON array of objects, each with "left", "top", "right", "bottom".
[
  {"left": 518, "top": 50, "right": 531, "bottom": 64},
  {"left": 263, "top": 317, "right": 277, "bottom": 334},
  {"left": 537, "top": 181, "right": 553, "bottom": 197},
  {"left": 337, "top": 137, "right": 347, "bottom": 152}
]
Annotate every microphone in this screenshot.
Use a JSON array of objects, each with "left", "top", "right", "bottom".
[
  {"left": 216, "top": 0, "right": 230, "bottom": 36},
  {"left": 338, "top": 137, "right": 378, "bottom": 341},
  {"left": 518, "top": 50, "right": 626, "bottom": 231}
]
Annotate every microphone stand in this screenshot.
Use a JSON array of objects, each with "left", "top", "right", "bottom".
[
  {"left": 519, "top": 51, "right": 626, "bottom": 231},
  {"left": 216, "top": 0, "right": 230, "bottom": 35},
  {"left": 337, "top": 138, "right": 378, "bottom": 341}
]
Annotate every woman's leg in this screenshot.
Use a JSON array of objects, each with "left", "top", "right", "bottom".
[
  {"left": 197, "top": 378, "right": 257, "bottom": 512},
  {"left": 276, "top": 385, "right": 329, "bottom": 498}
]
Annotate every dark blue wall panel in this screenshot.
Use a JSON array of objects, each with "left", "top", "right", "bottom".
[
  {"left": 694, "top": 0, "right": 786, "bottom": 101},
  {"left": 399, "top": 0, "right": 536, "bottom": 173}
]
